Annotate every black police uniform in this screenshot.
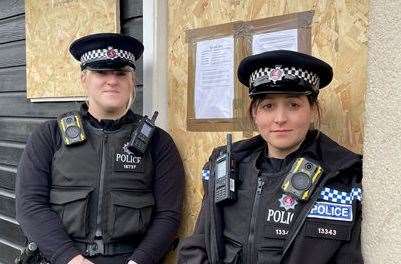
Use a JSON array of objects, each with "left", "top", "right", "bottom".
[
  {"left": 16, "top": 33, "right": 184, "bottom": 264},
  {"left": 178, "top": 50, "right": 363, "bottom": 264}
]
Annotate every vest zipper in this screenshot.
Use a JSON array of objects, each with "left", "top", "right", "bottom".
[
  {"left": 246, "top": 177, "right": 265, "bottom": 264},
  {"left": 95, "top": 133, "right": 108, "bottom": 238},
  {"left": 281, "top": 170, "right": 339, "bottom": 259}
]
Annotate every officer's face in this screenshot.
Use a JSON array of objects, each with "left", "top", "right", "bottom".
[
  {"left": 252, "top": 94, "right": 315, "bottom": 159},
  {"left": 81, "top": 67, "right": 135, "bottom": 118}
]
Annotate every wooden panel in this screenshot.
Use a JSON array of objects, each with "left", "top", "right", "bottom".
[
  {"left": 0, "top": 93, "right": 80, "bottom": 118},
  {"left": 0, "top": 0, "right": 24, "bottom": 20},
  {"left": 0, "top": 66, "right": 26, "bottom": 93},
  {"left": 26, "top": 0, "right": 119, "bottom": 99},
  {"left": 0, "top": 118, "right": 44, "bottom": 143},
  {"left": 122, "top": 17, "right": 143, "bottom": 85},
  {"left": 0, "top": 143, "right": 24, "bottom": 167},
  {"left": 0, "top": 219, "right": 24, "bottom": 245},
  {"left": 0, "top": 168, "right": 16, "bottom": 192},
  {"left": 122, "top": 17, "right": 143, "bottom": 41},
  {"left": 121, "top": 0, "right": 143, "bottom": 20},
  {"left": 168, "top": 0, "right": 368, "bottom": 250},
  {"left": 0, "top": 241, "right": 20, "bottom": 264},
  {"left": 0, "top": 195, "right": 15, "bottom": 219},
  {"left": 131, "top": 85, "right": 143, "bottom": 115},
  {"left": 0, "top": 14, "right": 25, "bottom": 44},
  {"left": 0, "top": 40, "right": 25, "bottom": 68}
]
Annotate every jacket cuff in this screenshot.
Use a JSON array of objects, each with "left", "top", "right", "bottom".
[
  {"left": 51, "top": 245, "right": 81, "bottom": 264},
  {"left": 131, "top": 248, "right": 154, "bottom": 264}
]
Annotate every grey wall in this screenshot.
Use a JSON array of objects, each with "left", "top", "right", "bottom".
[
  {"left": 363, "top": 1, "right": 401, "bottom": 263},
  {"left": 0, "top": 0, "right": 143, "bottom": 263}
]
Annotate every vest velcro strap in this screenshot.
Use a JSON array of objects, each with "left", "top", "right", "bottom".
[{"left": 75, "top": 240, "right": 135, "bottom": 256}]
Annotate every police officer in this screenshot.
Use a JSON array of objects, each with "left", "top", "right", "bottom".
[
  {"left": 178, "top": 50, "right": 363, "bottom": 264},
  {"left": 16, "top": 33, "right": 184, "bottom": 264}
]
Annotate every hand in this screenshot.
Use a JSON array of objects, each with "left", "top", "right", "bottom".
[
  {"left": 67, "top": 255, "right": 95, "bottom": 264},
  {"left": 127, "top": 261, "right": 138, "bottom": 264}
]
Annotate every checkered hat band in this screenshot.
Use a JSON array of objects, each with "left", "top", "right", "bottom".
[
  {"left": 250, "top": 66, "right": 320, "bottom": 91},
  {"left": 80, "top": 47, "right": 136, "bottom": 66},
  {"left": 320, "top": 187, "right": 362, "bottom": 204}
]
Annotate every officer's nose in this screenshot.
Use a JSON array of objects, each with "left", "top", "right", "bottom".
[
  {"left": 273, "top": 106, "right": 288, "bottom": 125},
  {"left": 105, "top": 72, "right": 119, "bottom": 85}
]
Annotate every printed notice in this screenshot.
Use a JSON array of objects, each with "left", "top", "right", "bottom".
[
  {"left": 195, "top": 36, "right": 234, "bottom": 119},
  {"left": 252, "top": 28, "right": 298, "bottom": 55}
]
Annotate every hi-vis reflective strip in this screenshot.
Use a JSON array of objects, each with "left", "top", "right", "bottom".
[
  {"left": 320, "top": 187, "right": 362, "bottom": 204},
  {"left": 60, "top": 121, "right": 70, "bottom": 144},
  {"left": 293, "top": 158, "right": 303, "bottom": 172},
  {"left": 312, "top": 166, "right": 322, "bottom": 182},
  {"left": 74, "top": 115, "right": 85, "bottom": 141}
]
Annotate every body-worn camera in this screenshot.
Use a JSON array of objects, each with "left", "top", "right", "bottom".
[
  {"left": 281, "top": 157, "right": 323, "bottom": 201},
  {"left": 127, "top": 111, "right": 158, "bottom": 155},
  {"left": 57, "top": 112, "right": 86, "bottom": 146},
  {"left": 214, "top": 134, "right": 238, "bottom": 204}
]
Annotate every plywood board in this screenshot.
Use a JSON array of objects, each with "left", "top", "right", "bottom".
[
  {"left": 26, "top": 0, "right": 120, "bottom": 100},
  {"left": 168, "top": 0, "right": 368, "bottom": 260}
]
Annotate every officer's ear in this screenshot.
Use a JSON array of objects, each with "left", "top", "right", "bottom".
[{"left": 80, "top": 69, "right": 88, "bottom": 87}]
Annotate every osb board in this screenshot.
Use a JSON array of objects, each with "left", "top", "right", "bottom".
[
  {"left": 168, "top": 0, "right": 368, "bottom": 259},
  {"left": 26, "top": 0, "right": 119, "bottom": 99}
]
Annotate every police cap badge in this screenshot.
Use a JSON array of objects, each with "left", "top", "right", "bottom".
[
  {"left": 69, "top": 33, "right": 144, "bottom": 70},
  {"left": 237, "top": 50, "right": 333, "bottom": 97}
]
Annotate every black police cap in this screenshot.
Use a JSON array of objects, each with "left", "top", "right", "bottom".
[
  {"left": 69, "top": 33, "right": 144, "bottom": 70},
  {"left": 237, "top": 50, "right": 333, "bottom": 97}
]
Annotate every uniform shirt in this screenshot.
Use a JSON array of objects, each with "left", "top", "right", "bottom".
[{"left": 16, "top": 106, "right": 184, "bottom": 264}]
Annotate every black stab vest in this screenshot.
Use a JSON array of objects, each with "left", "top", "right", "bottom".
[{"left": 50, "top": 120, "right": 154, "bottom": 246}]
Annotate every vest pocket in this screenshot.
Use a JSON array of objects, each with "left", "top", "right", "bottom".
[
  {"left": 49, "top": 187, "right": 93, "bottom": 239},
  {"left": 257, "top": 246, "right": 282, "bottom": 263},
  {"left": 223, "top": 237, "right": 242, "bottom": 264},
  {"left": 107, "top": 190, "right": 155, "bottom": 240}
]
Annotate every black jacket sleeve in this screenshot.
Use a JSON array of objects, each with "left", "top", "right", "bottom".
[
  {"left": 15, "top": 121, "right": 81, "bottom": 264},
  {"left": 333, "top": 162, "right": 363, "bottom": 264},
  {"left": 130, "top": 128, "right": 185, "bottom": 264},
  {"left": 178, "top": 195, "right": 210, "bottom": 264}
]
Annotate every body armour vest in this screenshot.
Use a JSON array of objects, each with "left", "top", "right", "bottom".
[
  {"left": 49, "top": 119, "right": 155, "bottom": 246},
  {"left": 220, "top": 149, "right": 303, "bottom": 264}
]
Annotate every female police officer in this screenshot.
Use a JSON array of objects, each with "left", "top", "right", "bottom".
[
  {"left": 178, "top": 50, "right": 363, "bottom": 264},
  {"left": 16, "top": 33, "right": 184, "bottom": 264}
]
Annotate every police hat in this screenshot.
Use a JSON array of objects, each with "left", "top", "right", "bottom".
[
  {"left": 69, "top": 33, "right": 144, "bottom": 70},
  {"left": 237, "top": 50, "right": 333, "bottom": 97}
]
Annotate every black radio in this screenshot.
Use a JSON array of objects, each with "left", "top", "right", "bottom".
[
  {"left": 128, "top": 111, "right": 158, "bottom": 155},
  {"left": 57, "top": 112, "right": 86, "bottom": 146},
  {"left": 281, "top": 157, "right": 323, "bottom": 201},
  {"left": 214, "top": 134, "right": 238, "bottom": 204}
]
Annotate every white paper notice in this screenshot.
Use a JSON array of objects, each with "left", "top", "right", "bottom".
[
  {"left": 195, "top": 36, "right": 234, "bottom": 119},
  {"left": 252, "top": 28, "right": 298, "bottom": 55}
]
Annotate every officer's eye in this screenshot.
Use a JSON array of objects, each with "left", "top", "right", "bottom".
[
  {"left": 93, "top": 70, "right": 107, "bottom": 75},
  {"left": 116, "top": 71, "right": 130, "bottom": 77},
  {"left": 289, "top": 102, "right": 300, "bottom": 109},
  {"left": 261, "top": 103, "right": 273, "bottom": 110}
]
